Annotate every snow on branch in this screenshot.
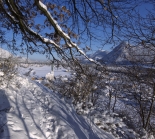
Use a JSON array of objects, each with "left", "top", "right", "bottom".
[
  {"left": 0, "top": 0, "right": 60, "bottom": 50},
  {"left": 35, "top": 0, "right": 98, "bottom": 64},
  {"left": 3, "top": 0, "right": 98, "bottom": 64},
  {"left": 35, "top": 0, "right": 70, "bottom": 40}
]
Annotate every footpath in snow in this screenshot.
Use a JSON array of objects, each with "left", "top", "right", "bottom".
[{"left": 0, "top": 75, "right": 114, "bottom": 139}]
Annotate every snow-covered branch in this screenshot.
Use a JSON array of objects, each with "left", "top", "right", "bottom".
[
  {"left": 1, "top": 0, "right": 98, "bottom": 64},
  {"left": 35, "top": 0, "right": 98, "bottom": 64}
]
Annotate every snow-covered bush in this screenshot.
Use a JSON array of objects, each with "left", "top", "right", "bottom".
[
  {"left": 0, "top": 56, "right": 18, "bottom": 86},
  {"left": 52, "top": 63, "right": 155, "bottom": 138},
  {"left": 45, "top": 71, "right": 54, "bottom": 81},
  {"left": 53, "top": 64, "right": 107, "bottom": 110},
  {"left": 92, "top": 111, "right": 147, "bottom": 139},
  {"left": 0, "top": 72, "right": 4, "bottom": 77},
  {"left": 101, "top": 68, "right": 155, "bottom": 138}
]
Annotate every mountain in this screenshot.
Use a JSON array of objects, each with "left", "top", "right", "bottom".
[
  {"left": 89, "top": 50, "right": 108, "bottom": 61},
  {"left": 89, "top": 41, "right": 155, "bottom": 65},
  {"left": 106, "top": 42, "right": 155, "bottom": 65},
  {"left": 87, "top": 41, "right": 130, "bottom": 64},
  {"left": 104, "top": 41, "right": 130, "bottom": 64}
]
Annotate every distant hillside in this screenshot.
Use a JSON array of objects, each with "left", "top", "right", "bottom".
[
  {"left": 0, "top": 47, "right": 12, "bottom": 58},
  {"left": 127, "top": 45, "right": 155, "bottom": 64},
  {"left": 0, "top": 48, "right": 36, "bottom": 63}
]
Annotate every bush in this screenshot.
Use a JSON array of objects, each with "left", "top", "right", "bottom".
[{"left": 0, "top": 56, "right": 18, "bottom": 86}]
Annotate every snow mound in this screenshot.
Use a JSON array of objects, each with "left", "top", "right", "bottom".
[
  {"left": 0, "top": 75, "right": 114, "bottom": 139},
  {"left": 0, "top": 48, "right": 12, "bottom": 58},
  {"left": 45, "top": 71, "right": 54, "bottom": 81},
  {"left": 0, "top": 71, "right": 4, "bottom": 76}
]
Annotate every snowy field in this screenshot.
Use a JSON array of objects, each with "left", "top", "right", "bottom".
[{"left": 18, "top": 65, "right": 71, "bottom": 78}]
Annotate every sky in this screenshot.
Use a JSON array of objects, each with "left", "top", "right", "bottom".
[{"left": 1, "top": 1, "right": 153, "bottom": 61}]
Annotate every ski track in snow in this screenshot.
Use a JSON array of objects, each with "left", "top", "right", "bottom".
[{"left": 0, "top": 75, "right": 114, "bottom": 139}]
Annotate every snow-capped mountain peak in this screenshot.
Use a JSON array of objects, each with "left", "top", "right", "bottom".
[{"left": 89, "top": 50, "right": 108, "bottom": 60}]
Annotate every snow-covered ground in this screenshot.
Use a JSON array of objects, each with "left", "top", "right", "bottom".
[
  {"left": 1, "top": 64, "right": 154, "bottom": 139},
  {"left": 0, "top": 69, "right": 114, "bottom": 139}
]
